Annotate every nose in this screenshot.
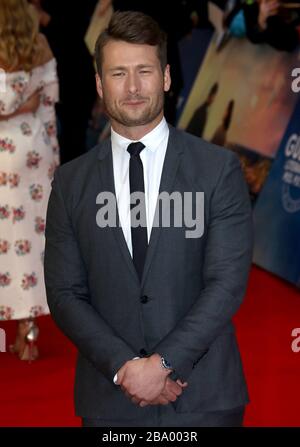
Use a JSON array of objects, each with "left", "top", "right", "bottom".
[{"left": 126, "top": 72, "right": 140, "bottom": 95}]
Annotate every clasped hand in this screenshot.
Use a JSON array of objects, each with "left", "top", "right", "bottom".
[{"left": 115, "top": 353, "right": 188, "bottom": 407}]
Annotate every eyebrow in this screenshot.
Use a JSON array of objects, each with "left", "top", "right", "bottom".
[{"left": 108, "top": 64, "right": 155, "bottom": 72}]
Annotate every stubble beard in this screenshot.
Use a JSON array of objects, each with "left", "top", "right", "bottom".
[{"left": 103, "top": 92, "right": 165, "bottom": 127}]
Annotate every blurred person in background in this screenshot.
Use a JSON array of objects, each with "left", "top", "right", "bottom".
[
  {"left": 0, "top": 0, "right": 59, "bottom": 360},
  {"left": 243, "top": 0, "right": 299, "bottom": 51},
  {"left": 31, "top": 0, "right": 97, "bottom": 163}
]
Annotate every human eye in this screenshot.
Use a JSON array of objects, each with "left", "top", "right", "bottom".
[{"left": 112, "top": 71, "right": 125, "bottom": 77}]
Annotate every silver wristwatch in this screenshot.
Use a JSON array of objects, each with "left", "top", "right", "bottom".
[{"left": 161, "top": 356, "right": 173, "bottom": 370}]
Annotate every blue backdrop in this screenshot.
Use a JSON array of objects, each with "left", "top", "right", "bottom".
[{"left": 253, "top": 99, "right": 300, "bottom": 287}]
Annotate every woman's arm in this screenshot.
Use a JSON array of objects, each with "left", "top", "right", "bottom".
[{"left": 0, "top": 90, "right": 40, "bottom": 121}]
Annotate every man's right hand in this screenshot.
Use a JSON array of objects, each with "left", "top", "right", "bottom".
[
  {"left": 116, "top": 354, "right": 188, "bottom": 407},
  {"left": 141, "top": 378, "right": 188, "bottom": 406}
]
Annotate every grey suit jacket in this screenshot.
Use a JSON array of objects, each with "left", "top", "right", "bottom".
[{"left": 44, "top": 126, "right": 253, "bottom": 419}]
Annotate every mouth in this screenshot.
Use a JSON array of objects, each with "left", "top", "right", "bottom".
[{"left": 122, "top": 99, "right": 147, "bottom": 106}]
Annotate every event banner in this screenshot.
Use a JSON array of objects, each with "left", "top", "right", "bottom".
[
  {"left": 176, "top": 28, "right": 213, "bottom": 123},
  {"left": 253, "top": 99, "right": 300, "bottom": 287},
  {"left": 178, "top": 34, "right": 300, "bottom": 201}
]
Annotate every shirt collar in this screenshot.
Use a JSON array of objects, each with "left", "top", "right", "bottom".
[{"left": 111, "top": 117, "right": 169, "bottom": 154}]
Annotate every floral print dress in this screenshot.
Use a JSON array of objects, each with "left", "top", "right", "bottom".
[{"left": 0, "top": 58, "right": 59, "bottom": 320}]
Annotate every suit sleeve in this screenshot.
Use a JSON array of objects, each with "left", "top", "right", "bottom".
[
  {"left": 154, "top": 151, "right": 254, "bottom": 381},
  {"left": 44, "top": 168, "right": 137, "bottom": 382}
]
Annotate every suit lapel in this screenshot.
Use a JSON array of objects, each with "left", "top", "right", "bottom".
[
  {"left": 97, "top": 139, "right": 140, "bottom": 286},
  {"left": 141, "top": 126, "right": 184, "bottom": 288}
]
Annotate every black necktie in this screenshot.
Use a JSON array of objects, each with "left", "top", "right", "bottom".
[{"left": 127, "top": 142, "right": 148, "bottom": 281}]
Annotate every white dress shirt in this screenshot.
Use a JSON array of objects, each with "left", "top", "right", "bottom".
[
  {"left": 111, "top": 117, "right": 169, "bottom": 383},
  {"left": 111, "top": 117, "right": 169, "bottom": 255}
]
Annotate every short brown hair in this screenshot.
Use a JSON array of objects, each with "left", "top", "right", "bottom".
[{"left": 94, "top": 10, "right": 167, "bottom": 76}]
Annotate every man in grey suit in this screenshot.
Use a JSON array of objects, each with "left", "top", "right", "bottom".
[{"left": 44, "top": 11, "right": 253, "bottom": 427}]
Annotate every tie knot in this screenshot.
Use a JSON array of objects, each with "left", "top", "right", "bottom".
[{"left": 127, "top": 142, "right": 145, "bottom": 157}]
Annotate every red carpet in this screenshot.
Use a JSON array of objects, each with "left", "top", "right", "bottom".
[{"left": 0, "top": 265, "right": 299, "bottom": 427}]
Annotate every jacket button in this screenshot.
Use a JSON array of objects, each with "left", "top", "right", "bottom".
[
  {"left": 140, "top": 348, "right": 148, "bottom": 356},
  {"left": 140, "top": 295, "right": 148, "bottom": 304}
]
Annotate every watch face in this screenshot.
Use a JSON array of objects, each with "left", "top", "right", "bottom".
[
  {"left": 162, "top": 357, "right": 172, "bottom": 369},
  {"left": 165, "top": 360, "right": 171, "bottom": 368}
]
